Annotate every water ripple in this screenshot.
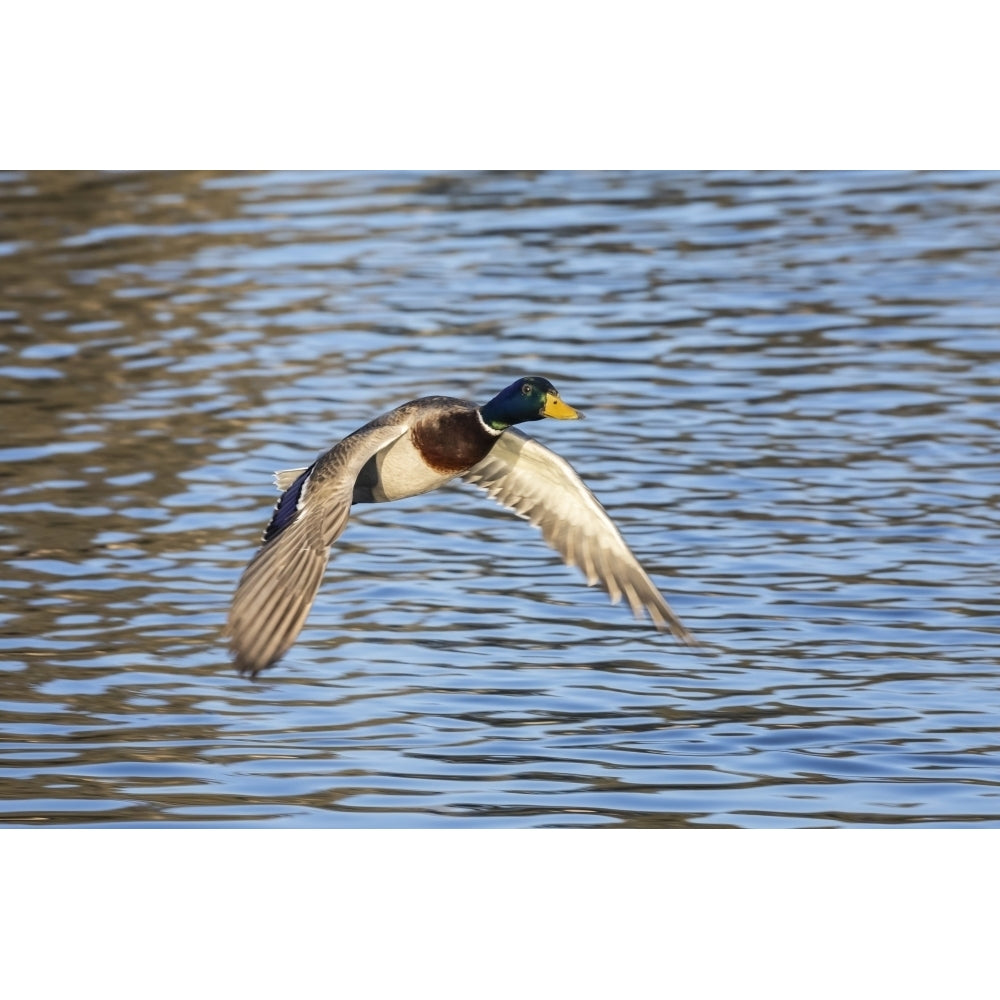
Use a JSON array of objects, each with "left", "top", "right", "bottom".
[{"left": 1, "top": 170, "right": 999, "bottom": 827}]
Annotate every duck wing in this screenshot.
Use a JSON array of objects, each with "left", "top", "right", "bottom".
[
  {"left": 462, "top": 428, "right": 695, "bottom": 643},
  {"left": 227, "top": 422, "right": 410, "bottom": 676}
]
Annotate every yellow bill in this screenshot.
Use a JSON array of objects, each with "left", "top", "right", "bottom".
[{"left": 543, "top": 392, "right": 583, "bottom": 420}]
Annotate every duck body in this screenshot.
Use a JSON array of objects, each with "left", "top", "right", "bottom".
[
  {"left": 351, "top": 397, "right": 499, "bottom": 503},
  {"left": 227, "top": 377, "right": 694, "bottom": 676}
]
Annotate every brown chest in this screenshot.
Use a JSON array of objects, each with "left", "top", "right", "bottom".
[{"left": 411, "top": 409, "right": 498, "bottom": 475}]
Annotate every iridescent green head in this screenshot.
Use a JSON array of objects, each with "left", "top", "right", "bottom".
[{"left": 479, "top": 376, "right": 583, "bottom": 431}]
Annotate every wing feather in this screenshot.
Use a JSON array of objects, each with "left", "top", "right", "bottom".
[
  {"left": 462, "top": 428, "right": 695, "bottom": 644},
  {"left": 227, "top": 423, "right": 409, "bottom": 675}
]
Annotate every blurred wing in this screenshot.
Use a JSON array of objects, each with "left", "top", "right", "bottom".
[
  {"left": 462, "top": 428, "right": 695, "bottom": 643},
  {"left": 227, "top": 424, "right": 409, "bottom": 675}
]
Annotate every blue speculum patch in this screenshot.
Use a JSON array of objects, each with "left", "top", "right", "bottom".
[{"left": 263, "top": 464, "right": 314, "bottom": 543}]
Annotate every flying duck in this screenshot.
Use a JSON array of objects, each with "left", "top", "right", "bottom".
[{"left": 227, "top": 376, "right": 695, "bottom": 675}]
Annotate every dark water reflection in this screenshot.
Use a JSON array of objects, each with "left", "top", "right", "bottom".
[{"left": 1, "top": 170, "right": 999, "bottom": 827}]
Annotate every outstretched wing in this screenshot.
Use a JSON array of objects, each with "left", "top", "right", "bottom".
[
  {"left": 227, "top": 423, "right": 409, "bottom": 676},
  {"left": 462, "top": 428, "right": 695, "bottom": 643}
]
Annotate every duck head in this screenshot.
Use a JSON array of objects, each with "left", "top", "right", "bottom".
[{"left": 479, "top": 377, "right": 583, "bottom": 430}]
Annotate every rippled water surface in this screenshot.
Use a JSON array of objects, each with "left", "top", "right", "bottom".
[{"left": 2, "top": 170, "right": 999, "bottom": 827}]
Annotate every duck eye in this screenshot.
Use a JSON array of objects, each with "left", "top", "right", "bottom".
[{"left": 521, "top": 383, "right": 533, "bottom": 395}]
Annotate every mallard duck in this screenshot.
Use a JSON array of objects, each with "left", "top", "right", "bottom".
[{"left": 227, "top": 376, "right": 695, "bottom": 675}]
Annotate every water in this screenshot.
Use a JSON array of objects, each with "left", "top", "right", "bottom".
[{"left": 1, "top": 169, "right": 999, "bottom": 827}]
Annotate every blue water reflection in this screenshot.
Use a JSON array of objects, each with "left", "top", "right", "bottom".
[{"left": 1, "top": 170, "right": 998, "bottom": 827}]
